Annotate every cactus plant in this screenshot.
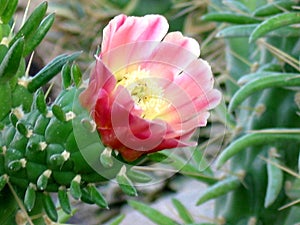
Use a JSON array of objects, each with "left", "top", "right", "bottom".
[{"left": 0, "top": 1, "right": 129, "bottom": 224}]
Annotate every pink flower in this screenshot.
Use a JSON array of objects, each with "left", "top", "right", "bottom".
[{"left": 80, "top": 14, "right": 221, "bottom": 161}]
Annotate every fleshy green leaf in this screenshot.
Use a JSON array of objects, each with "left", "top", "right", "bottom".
[
  {"left": 216, "top": 130, "right": 300, "bottom": 168},
  {"left": 172, "top": 198, "right": 194, "bottom": 224},
  {"left": 129, "top": 200, "right": 180, "bottom": 225},
  {"left": 250, "top": 12, "right": 300, "bottom": 42},
  {"left": 196, "top": 177, "right": 240, "bottom": 205},
  {"left": 229, "top": 73, "right": 300, "bottom": 112}
]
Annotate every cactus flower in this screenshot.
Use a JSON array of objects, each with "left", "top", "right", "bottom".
[{"left": 80, "top": 14, "right": 221, "bottom": 161}]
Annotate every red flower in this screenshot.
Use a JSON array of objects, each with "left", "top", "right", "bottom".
[{"left": 80, "top": 14, "right": 221, "bottom": 161}]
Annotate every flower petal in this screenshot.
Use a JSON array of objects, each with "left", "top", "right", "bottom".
[
  {"left": 79, "top": 58, "right": 116, "bottom": 110},
  {"left": 101, "top": 14, "right": 169, "bottom": 55},
  {"left": 142, "top": 33, "right": 200, "bottom": 80}
]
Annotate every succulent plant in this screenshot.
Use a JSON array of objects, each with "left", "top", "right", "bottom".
[{"left": 0, "top": 1, "right": 133, "bottom": 224}]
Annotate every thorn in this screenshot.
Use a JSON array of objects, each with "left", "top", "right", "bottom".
[
  {"left": 73, "top": 174, "right": 81, "bottom": 183},
  {"left": 65, "top": 111, "right": 76, "bottom": 121},
  {"left": 12, "top": 107, "right": 24, "bottom": 120},
  {"left": 46, "top": 111, "right": 53, "bottom": 118},
  {"left": 81, "top": 118, "right": 96, "bottom": 132},
  {"left": 61, "top": 150, "right": 70, "bottom": 161},
  {"left": 39, "top": 142, "right": 47, "bottom": 151},
  {"left": 1, "top": 146, "right": 7, "bottom": 154},
  {"left": 20, "top": 158, "right": 27, "bottom": 168},
  {"left": 118, "top": 165, "right": 127, "bottom": 176}
]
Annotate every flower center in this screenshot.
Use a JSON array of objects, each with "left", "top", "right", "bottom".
[{"left": 116, "top": 67, "right": 169, "bottom": 120}]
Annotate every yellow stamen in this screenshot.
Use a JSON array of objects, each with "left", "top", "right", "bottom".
[{"left": 116, "top": 67, "right": 170, "bottom": 120}]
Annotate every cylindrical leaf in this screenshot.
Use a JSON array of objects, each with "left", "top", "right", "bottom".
[
  {"left": 58, "top": 186, "right": 72, "bottom": 214},
  {"left": 24, "top": 183, "right": 36, "bottom": 212},
  {"left": 196, "top": 177, "right": 240, "bottom": 205},
  {"left": 43, "top": 192, "right": 58, "bottom": 222}
]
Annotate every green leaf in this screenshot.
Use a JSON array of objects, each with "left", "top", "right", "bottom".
[
  {"left": 172, "top": 198, "right": 194, "bottom": 224},
  {"left": 237, "top": 72, "right": 284, "bottom": 85},
  {"left": 61, "top": 63, "right": 72, "bottom": 89},
  {"left": 250, "top": 12, "right": 300, "bottom": 42},
  {"left": 27, "top": 52, "right": 81, "bottom": 92},
  {"left": 0, "top": 82, "right": 11, "bottom": 121},
  {"left": 0, "top": 0, "right": 17, "bottom": 24},
  {"left": 217, "top": 24, "right": 300, "bottom": 38},
  {"left": 116, "top": 166, "right": 137, "bottom": 196},
  {"left": 23, "top": 13, "right": 55, "bottom": 56},
  {"left": 52, "top": 104, "right": 66, "bottom": 122},
  {"left": 161, "top": 151, "right": 218, "bottom": 185},
  {"left": 24, "top": 183, "right": 37, "bottom": 212},
  {"left": 127, "top": 168, "right": 153, "bottom": 183},
  {"left": 253, "top": 0, "right": 297, "bottom": 17},
  {"left": 0, "top": 0, "right": 9, "bottom": 16},
  {"left": 0, "top": 174, "right": 8, "bottom": 192},
  {"left": 216, "top": 129, "right": 300, "bottom": 168},
  {"left": 264, "top": 149, "right": 283, "bottom": 208},
  {"left": 87, "top": 184, "right": 109, "bottom": 209},
  {"left": 58, "top": 187, "right": 72, "bottom": 214},
  {"left": 10, "top": 2, "right": 48, "bottom": 47},
  {"left": 70, "top": 175, "right": 81, "bottom": 200},
  {"left": 201, "top": 12, "right": 261, "bottom": 24},
  {"left": 43, "top": 192, "right": 58, "bottom": 222},
  {"left": 0, "top": 187, "right": 18, "bottom": 225},
  {"left": 0, "top": 38, "right": 24, "bottom": 83},
  {"left": 71, "top": 63, "right": 82, "bottom": 87},
  {"left": 108, "top": 214, "right": 126, "bottom": 225},
  {"left": 196, "top": 177, "right": 240, "bottom": 205},
  {"left": 229, "top": 73, "right": 300, "bottom": 112},
  {"left": 129, "top": 200, "right": 180, "bottom": 225}
]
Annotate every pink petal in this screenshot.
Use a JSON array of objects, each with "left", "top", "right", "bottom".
[
  {"left": 110, "top": 86, "right": 169, "bottom": 151},
  {"left": 101, "top": 14, "right": 169, "bottom": 55},
  {"left": 142, "top": 34, "right": 200, "bottom": 80},
  {"left": 79, "top": 58, "right": 116, "bottom": 110},
  {"left": 163, "top": 32, "right": 200, "bottom": 57}
]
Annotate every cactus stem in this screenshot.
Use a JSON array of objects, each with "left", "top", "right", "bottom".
[
  {"left": 12, "top": 106, "right": 25, "bottom": 120},
  {"left": 39, "top": 141, "right": 47, "bottom": 151},
  {"left": 65, "top": 111, "right": 76, "bottom": 121},
  {"left": 61, "top": 150, "right": 70, "bottom": 161},
  {"left": 80, "top": 118, "right": 96, "bottom": 132}
]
